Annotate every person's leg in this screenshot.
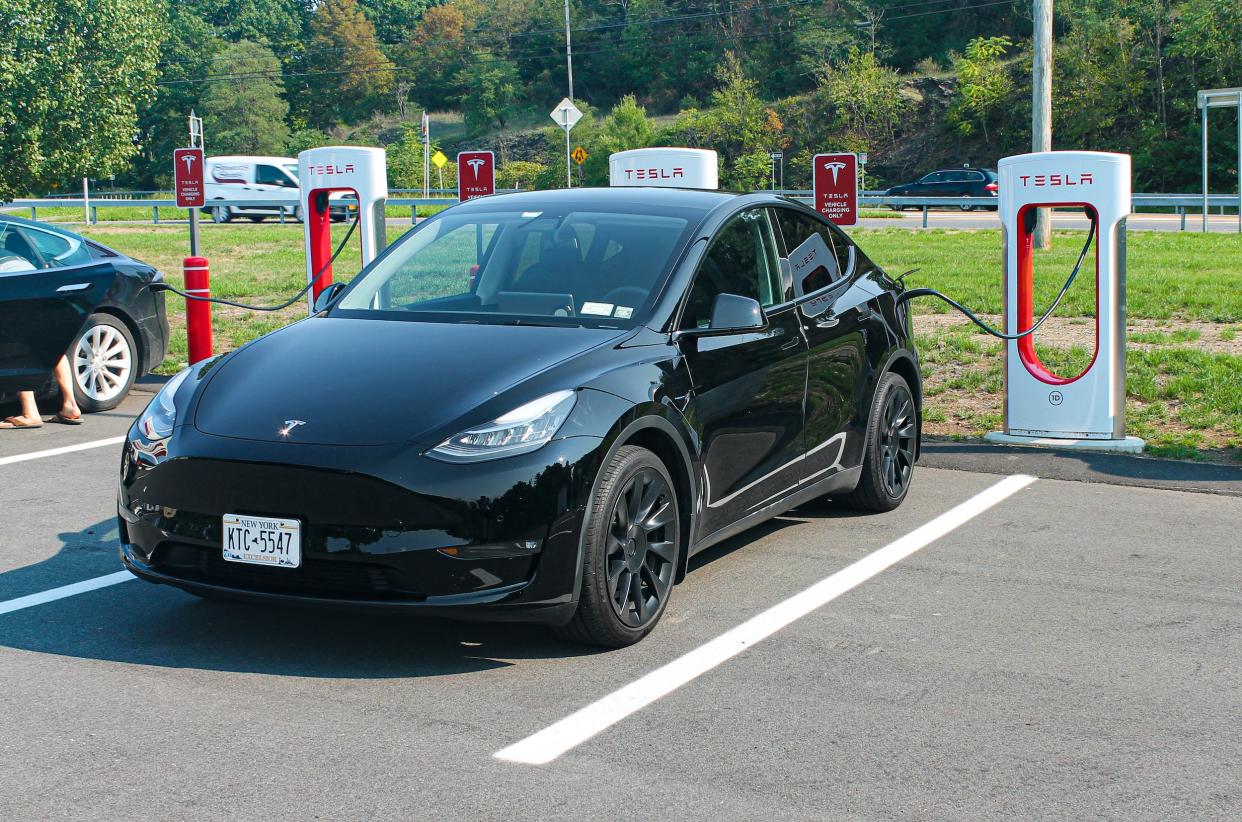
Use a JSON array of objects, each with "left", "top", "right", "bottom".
[
  {"left": 0, "top": 391, "right": 43, "bottom": 428},
  {"left": 53, "top": 356, "right": 82, "bottom": 422}
]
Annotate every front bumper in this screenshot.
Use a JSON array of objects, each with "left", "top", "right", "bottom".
[{"left": 118, "top": 430, "right": 606, "bottom": 624}]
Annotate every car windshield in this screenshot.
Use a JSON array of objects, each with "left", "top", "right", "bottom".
[
  {"left": 335, "top": 207, "right": 694, "bottom": 327},
  {"left": 282, "top": 164, "right": 299, "bottom": 180}
]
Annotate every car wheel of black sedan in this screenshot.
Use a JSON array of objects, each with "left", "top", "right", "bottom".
[
  {"left": 71, "top": 313, "right": 136, "bottom": 412},
  {"left": 841, "top": 372, "right": 917, "bottom": 512},
  {"left": 558, "top": 445, "right": 680, "bottom": 647}
]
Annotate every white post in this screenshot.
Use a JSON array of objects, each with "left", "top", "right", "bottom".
[
  {"left": 1236, "top": 91, "right": 1241, "bottom": 233},
  {"left": 82, "top": 177, "right": 90, "bottom": 225},
  {"left": 1202, "top": 102, "right": 1209, "bottom": 233},
  {"left": 1032, "top": 0, "right": 1053, "bottom": 248}
]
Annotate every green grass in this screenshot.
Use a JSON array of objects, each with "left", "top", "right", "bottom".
[
  {"left": 1129, "top": 328, "right": 1202, "bottom": 345},
  {"left": 78, "top": 222, "right": 1241, "bottom": 458},
  {"left": 855, "top": 228, "right": 1242, "bottom": 322}
]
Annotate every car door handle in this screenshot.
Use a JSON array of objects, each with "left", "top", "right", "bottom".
[
  {"left": 56, "top": 282, "right": 93, "bottom": 293},
  {"left": 814, "top": 316, "right": 839, "bottom": 328}
]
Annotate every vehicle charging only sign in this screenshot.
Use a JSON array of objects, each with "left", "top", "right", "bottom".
[
  {"left": 173, "top": 148, "right": 206, "bottom": 208},
  {"left": 813, "top": 152, "right": 858, "bottom": 226},
  {"left": 458, "top": 151, "right": 496, "bottom": 202}
]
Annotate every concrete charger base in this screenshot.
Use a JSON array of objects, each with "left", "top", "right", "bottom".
[{"left": 984, "top": 431, "right": 1147, "bottom": 454}]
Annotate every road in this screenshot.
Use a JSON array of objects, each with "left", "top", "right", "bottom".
[{"left": 1, "top": 394, "right": 1239, "bottom": 820}]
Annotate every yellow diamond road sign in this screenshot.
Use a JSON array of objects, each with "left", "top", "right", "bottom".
[
  {"left": 431, "top": 150, "right": 448, "bottom": 169},
  {"left": 571, "top": 146, "right": 588, "bottom": 165}
]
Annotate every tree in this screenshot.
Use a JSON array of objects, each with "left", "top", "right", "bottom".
[
  {"left": 496, "top": 160, "right": 546, "bottom": 190},
  {"left": 304, "top": 0, "right": 395, "bottom": 128},
  {"left": 200, "top": 41, "right": 291, "bottom": 155},
  {"left": 405, "top": 3, "right": 471, "bottom": 110},
  {"left": 0, "top": 0, "right": 163, "bottom": 199},
  {"left": 948, "top": 36, "right": 1013, "bottom": 144},
  {"left": 357, "top": 0, "right": 432, "bottom": 44},
  {"left": 456, "top": 58, "right": 519, "bottom": 135},
  {"left": 816, "top": 47, "right": 907, "bottom": 149}
]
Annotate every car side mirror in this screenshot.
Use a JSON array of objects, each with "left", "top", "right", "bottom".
[
  {"left": 312, "top": 282, "right": 344, "bottom": 313},
  {"left": 709, "top": 293, "right": 766, "bottom": 332}
]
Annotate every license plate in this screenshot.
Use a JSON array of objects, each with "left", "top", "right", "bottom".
[{"left": 222, "top": 514, "right": 301, "bottom": 568}]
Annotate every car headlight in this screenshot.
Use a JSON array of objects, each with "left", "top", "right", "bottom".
[
  {"left": 428, "top": 390, "right": 577, "bottom": 462},
  {"left": 136, "top": 368, "right": 191, "bottom": 439}
]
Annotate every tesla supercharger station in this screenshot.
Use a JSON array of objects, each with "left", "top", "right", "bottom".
[
  {"left": 298, "top": 146, "right": 388, "bottom": 313},
  {"left": 609, "top": 148, "right": 719, "bottom": 189},
  {"left": 984, "top": 150, "right": 1144, "bottom": 453}
]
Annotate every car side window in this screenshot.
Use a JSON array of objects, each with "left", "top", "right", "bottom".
[
  {"left": 919, "top": 172, "right": 943, "bottom": 184},
  {"left": 255, "top": 164, "right": 294, "bottom": 187},
  {"left": 774, "top": 209, "right": 854, "bottom": 297},
  {"left": 23, "top": 227, "right": 93, "bottom": 269},
  {"left": 0, "top": 225, "right": 42, "bottom": 273},
  {"left": 680, "top": 209, "right": 781, "bottom": 330}
]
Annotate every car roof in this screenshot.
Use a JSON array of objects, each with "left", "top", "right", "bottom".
[
  {"left": 0, "top": 213, "right": 124, "bottom": 255},
  {"left": 207, "top": 155, "right": 297, "bottom": 164},
  {"left": 450, "top": 186, "right": 749, "bottom": 218}
]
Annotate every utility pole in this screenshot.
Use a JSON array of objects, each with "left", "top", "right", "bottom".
[
  {"left": 564, "top": 0, "right": 574, "bottom": 187},
  {"left": 1032, "top": 0, "right": 1053, "bottom": 248}
]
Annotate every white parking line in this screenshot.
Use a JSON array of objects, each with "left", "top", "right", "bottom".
[
  {"left": 0, "top": 571, "right": 135, "bottom": 616},
  {"left": 0, "top": 436, "right": 125, "bottom": 467},
  {"left": 495, "top": 473, "right": 1037, "bottom": 765}
]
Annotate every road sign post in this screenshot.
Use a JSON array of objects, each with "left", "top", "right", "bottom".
[
  {"left": 813, "top": 153, "right": 859, "bottom": 226},
  {"left": 550, "top": 98, "right": 583, "bottom": 188},
  {"left": 457, "top": 151, "right": 496, "bottom": 202},
  {"left": 174, "top": 147, "right": 206, "bottom": 255}
]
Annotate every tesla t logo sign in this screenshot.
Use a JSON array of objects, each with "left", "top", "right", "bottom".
[
  {"left": 1019, "top": 172, "right": 1094, "bottom": 187},
  {"left": 458, "top": 151, "right": 495, "bottom": 202},
  {"left": 173, "top": 148, "right": 205, "bottom": 208},
  {"left": 813, "top": 152, "right": 857, "bottom": 226}
]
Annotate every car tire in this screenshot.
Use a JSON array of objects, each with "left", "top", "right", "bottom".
[
  {"left": 840, "top": 372, "right": 917, "bottom": 513},
  {"left": 959, "top": 194, "right": 976, "bottom": 211},
  {"left": 247, "top": 215, "right": 265, "bottom": 223},
  {"left": 211, "top": 204, "right": 231, "bottom": 224},
  {"left": 556, "top": 445, "right": 680, "bottom": 648},
  {"left": 70, "top": 313, "right": 137, "bottom": 412},
  {"left": 292, "top": 205, "right": 304, "bottom": 223}
]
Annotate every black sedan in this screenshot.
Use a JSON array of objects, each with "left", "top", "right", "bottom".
[
  {"left": 0, "top": 215, "right": 169, "bottom": 410},
  {"left": 118, "top": 188, "right": 921, "bottom": 647},
  {"left": 885, "top": 167, "right": 998, "bottom": 210}
]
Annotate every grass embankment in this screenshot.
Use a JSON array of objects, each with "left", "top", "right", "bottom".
[{"left": 79, "top": 223, "right": 1241, "bottom": 460}]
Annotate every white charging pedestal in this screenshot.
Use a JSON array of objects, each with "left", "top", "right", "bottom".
[
  {"left": 298, "top": 146, "right": 388, "bottom": 314},
  {"left": 608, "top": 148, "right": 719, "bottom": 189},
  {"left": 984, "top": 151, "right": 1144, "bottom": 454}
]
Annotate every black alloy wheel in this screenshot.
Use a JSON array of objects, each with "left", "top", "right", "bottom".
[
  {"left": 558, "top": 445, "right": 679, "bottom": 647},
  {"left": 841, "top": 372, "right": 917, "bottom": 512}
]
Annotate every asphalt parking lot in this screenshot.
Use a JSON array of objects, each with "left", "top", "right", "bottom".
[{"left": 1, "top": 393, "right": 1239, "bottom": 820}]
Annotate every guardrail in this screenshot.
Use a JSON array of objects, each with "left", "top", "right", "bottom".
[
  {"left": 4, "top": 192, "right": 1239, "bottom": 230},
  {"left": 1, "top": 196, "right": 503, "bottom": 226}
]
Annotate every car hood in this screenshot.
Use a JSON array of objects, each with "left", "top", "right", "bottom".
[{"left": 192, "top": 317, "right": 625, "bottom": 446}]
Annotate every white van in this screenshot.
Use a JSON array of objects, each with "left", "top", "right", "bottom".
[{"left": 203, "top": 156, "right": 351, "bottom": 223}]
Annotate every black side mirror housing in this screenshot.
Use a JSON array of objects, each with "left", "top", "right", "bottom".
[{"left": 312, "top": 282, "right": 344, "bottom": 313}]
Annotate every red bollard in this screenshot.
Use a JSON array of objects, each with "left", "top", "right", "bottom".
[{"left": 183, "top": 256, "right": 213, "bottom": 363}]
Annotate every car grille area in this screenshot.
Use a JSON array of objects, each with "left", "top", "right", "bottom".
[{"left": 155, "top": 542, "right": 424, "bottom": 601}]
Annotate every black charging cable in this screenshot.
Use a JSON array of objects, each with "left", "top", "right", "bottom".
[
  {"left": 151, "top": 215, "right": 359, "bottom": 312},
  {"left": 895, "top": 215, "right": 1096, "bottom": 341}
]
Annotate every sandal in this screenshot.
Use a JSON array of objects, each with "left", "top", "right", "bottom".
[
  {"left": 0, "top": 416, "right": 43, "bottom": 430},
  {"left": 50, "top": 413, "right": 84, "bottom": 426}
]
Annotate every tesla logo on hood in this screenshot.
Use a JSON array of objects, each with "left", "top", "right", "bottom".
[{"left": 278, "top": 419, "right": 306, "bottom": 437}]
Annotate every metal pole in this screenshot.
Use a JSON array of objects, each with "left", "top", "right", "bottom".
[
  {"left": 1236, "top": 91, "right": 1241, "bottom": 233},
  {"left": 565, "top": 126, "right": 572, "bottom": 189},
  {"left": 564, "top": 0, "right": 574, "bottom": 102},
  {"left": 1032, "top": 0, "right": 1053, "bottom": 248},
  {"left": 188, "top": 208, "right": 200, "bottom": 256},
  {"left": 1202, "top": 101, "right": 1209, "bottom": 232}
]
